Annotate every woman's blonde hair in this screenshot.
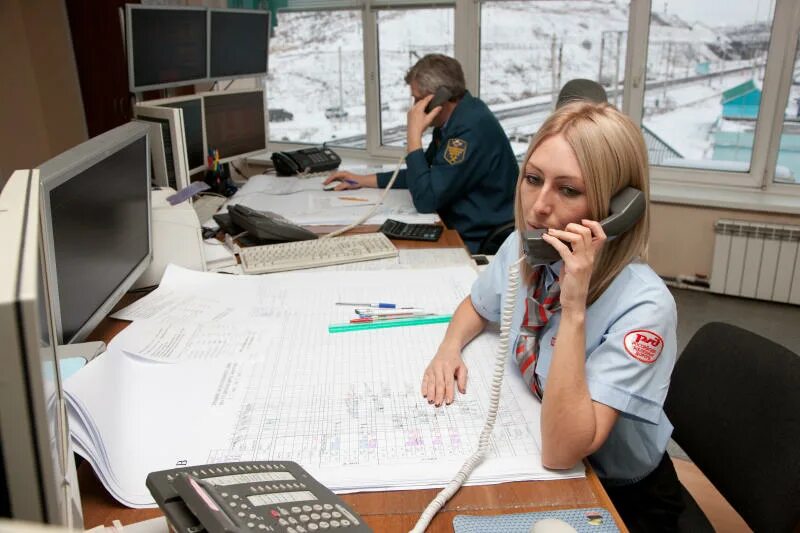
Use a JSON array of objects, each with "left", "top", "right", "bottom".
[{"left": 514, "top": 101, "right": 651, "bottom": 305}]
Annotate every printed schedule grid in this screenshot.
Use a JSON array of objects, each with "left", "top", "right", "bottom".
[{"left": 205, "top": 318, "right": 545, "bottom": 476}]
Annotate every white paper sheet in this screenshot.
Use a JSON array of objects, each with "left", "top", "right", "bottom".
[
  {"left": 226, "top": 175, "right": 439, "bottom": 225},
  {"left": 68, "top": 265, "right": 583, "bottom": 508}
]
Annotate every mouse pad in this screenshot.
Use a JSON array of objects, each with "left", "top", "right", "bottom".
[{"left": 453, "top": 507, "right": 620, "bottom": 533}]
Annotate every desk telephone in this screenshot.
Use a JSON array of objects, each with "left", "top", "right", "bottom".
[
  {"left": 409, "top": 187, "right": 646, "bottom": 532},
  {"left": 147, "top": 460, "right": 372, "bottom": 533},
  {"left": 272, "top": 147, "right": 342, "bottom": 176}
]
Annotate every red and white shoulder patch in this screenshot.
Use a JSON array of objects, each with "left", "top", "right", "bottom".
[{"left": 623, "top": 330, "right": 664, "bottom": 364}]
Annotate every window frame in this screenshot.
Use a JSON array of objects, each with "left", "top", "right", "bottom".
[{"left": 265, "top": 0, "right": 800, "bottom": 200}]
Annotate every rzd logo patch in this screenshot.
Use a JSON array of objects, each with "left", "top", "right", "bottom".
[
  {"left": 623, "top": 330, "right": 664, "bottom": 364},
  {"left": 444, "top": 138, "right": 467, "bottom": 165}
]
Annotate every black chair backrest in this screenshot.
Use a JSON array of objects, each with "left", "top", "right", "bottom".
[
  {"left": 664, "top": 322, "right": 800, "bottom": 532},
  {"left": 477, "top": 221, "right": 514, "bottom": 256}
]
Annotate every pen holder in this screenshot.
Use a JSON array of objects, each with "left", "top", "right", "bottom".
[{"left": 203, "top": 163, "right": 237, "bottom": 197}]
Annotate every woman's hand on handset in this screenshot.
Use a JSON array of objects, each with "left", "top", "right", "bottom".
[
  {"left": 421, "top": 344, "right": 468, "bottom": 407},
  {"left": 541, "top": 219, "right": 607, "bottom": 312}
]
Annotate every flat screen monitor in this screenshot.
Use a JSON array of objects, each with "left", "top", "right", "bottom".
[
  {"left": 202, "top": 89, "right": 267, "bottom": 163},
  {"left": 161, "top": 97, "right": 206, "bottom": 174},
  {"left": 133, "top": 104, "right": 192, "bottom": 190},
  {"left": 126, "top": 5, "right": 208, "bottom": 92},
  {"left": 0, "top": 170, "right": 82, "bottom": 527},
  {"left": 209, "top": 9, "right": 270, "bottom": 80},
  {"left": 38, "top": 122, "right": 152, "bottom": 345}
]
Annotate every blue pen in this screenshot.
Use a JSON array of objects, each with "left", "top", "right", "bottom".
[
  {"left": 336, "top": 301, "right": 396, "bottom": 308},
  {"left": 344, "top": 179, "right": 359, "bottom": 185}
]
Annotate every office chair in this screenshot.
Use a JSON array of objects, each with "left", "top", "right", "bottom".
[
  {"left": 556, "top": 78, "right": 608, "bottom": 108},
  {"left": 477, "top": 221, "right": 515, "bottom": 256},
  {"left": 664, "top": 322, "right": 800, "bottom": 532}
]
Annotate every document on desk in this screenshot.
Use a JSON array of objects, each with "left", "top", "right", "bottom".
[
  {"left": 66, "top": 265, "right": 583, "bottom": 508},
  {"left": 226, "top": 174, "right": 439, "bottom": 225}
]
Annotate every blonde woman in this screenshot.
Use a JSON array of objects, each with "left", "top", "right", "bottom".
[{"left": 421, "top": 102, "right": 684, "bottom": 531}]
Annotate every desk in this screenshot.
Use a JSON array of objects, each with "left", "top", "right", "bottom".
[{"left": 79, "top": 229, "right": 627, "bottom": 532}]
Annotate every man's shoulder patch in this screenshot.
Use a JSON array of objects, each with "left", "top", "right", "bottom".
[
  {"left": 444, "top": 138, "right": 468, "bottom": 165},
  {"left": 623, "top": 329, "right": 664, "bottom": 364}
]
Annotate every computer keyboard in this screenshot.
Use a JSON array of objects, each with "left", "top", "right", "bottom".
[{"left": 239, "top": 232, "right": 398, "bottom": 274}]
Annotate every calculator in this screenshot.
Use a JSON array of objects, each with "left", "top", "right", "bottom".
[
  {"left": 379, "top": 219, "right": 443, "bottom": 242},
  {"left": 147, "top": 461, "right": 372, "bottom": 532}
]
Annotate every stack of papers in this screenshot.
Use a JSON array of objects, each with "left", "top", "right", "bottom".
[
  {"left": 223, "top": 175, "right": 439, "bottom": 226},
  {"left": 65, "top": 265, "right": 583, "bottom": 508}
]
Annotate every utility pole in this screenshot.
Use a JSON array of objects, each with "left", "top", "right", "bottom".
[
  {"left": 598, "top": 32, "right": 605, "bottom": 84},
  {"left": 338, "top": 46, "right": 343, "bottom": 111},
  {"left": 551, "top": 34, "right": 558, "bottom": 108},
  {"left": 613, "top": 30, "right": 622, "bottom": 107}
]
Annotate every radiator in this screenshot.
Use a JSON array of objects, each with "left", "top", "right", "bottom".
[{"left": 711, "top": 219, "right": 800, "bottom": 304}]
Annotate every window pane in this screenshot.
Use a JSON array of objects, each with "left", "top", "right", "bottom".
[
  {"left": 266, "top": 11, "right": 365, "bottom": 146},
  {"left": 479, "top": 1, "right": 629, "bottom": 156},
  {"left": 643, "top": 1, "right": 773, "bottom": 174},
  {"left": 377, "top": 8, "right": 455, "bottom": 148},
  {"left": 776, "top": 35, "right": 800, "bottom": 185}
]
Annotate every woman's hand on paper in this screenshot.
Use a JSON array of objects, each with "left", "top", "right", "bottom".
[{"left": 421, "top": 346, "right": 468, "bottom": 407}]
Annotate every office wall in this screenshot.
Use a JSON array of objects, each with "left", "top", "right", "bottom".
[
  {"left": 649, "top": 203, "right": 800, "bottom": 279},
  {"left": 0, "top": 0, "right": 87, "bottom": 187}
]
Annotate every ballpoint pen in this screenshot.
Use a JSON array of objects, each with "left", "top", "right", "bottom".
[
  {"left": 329, "top": 314, "right": 453, "bottom": 333},
  {"left": 336, "top": 302, "right": 397, "bottom": 308},
  {"left": 350, "top": 313, "right": 433, "bottom": 323},
  {"left": 344, "top": 178, "right": 359, "bottom": 185},
  {"left": 355, "top": 308, "right": 425, "bottom": 316}
]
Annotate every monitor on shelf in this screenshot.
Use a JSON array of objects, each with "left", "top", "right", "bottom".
[
  {"left": 209, "top": 8, "right": 270, "bottom": 81},
  {"left": 125, "top": 5, "right": 208, "bottom": 92},
  {"left": 0, "top": 170, "right": 82, "bottom": 527},
  {"left": 38, "top": 122, "right": 152, "bottom": 346},
  {"left": 133, "top": 104, "right": 192, "bottom": 190},
  {"left": 143, "top": 95, "right": 207, "bottom": 176},
  {"left": 202, "top": 88, "right": 267, "bottom": 163}
]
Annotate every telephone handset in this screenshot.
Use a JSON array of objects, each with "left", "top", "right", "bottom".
[
  {"left": 146, "top": 460, "right": 372, "bottom": 532},
  {"left": 424, "top": 87, "right": 454, "bottom": 113},
  {"left": 271, "top": 146, "right": 342, "bottom": 176},
  {"left": 523, "top": 187, "right": 645, "bottom": 265},
  {"left": 223, "top": 204, "right": 318, "bottom": 243}
]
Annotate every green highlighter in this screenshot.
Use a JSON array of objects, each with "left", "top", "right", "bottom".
[{"left": 328, "top": 314, "right": 453, "bottom": 333}]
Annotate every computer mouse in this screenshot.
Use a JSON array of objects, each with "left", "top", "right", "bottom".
[{"left": 529, "top": 518, "right": 578, "bottom": 533}]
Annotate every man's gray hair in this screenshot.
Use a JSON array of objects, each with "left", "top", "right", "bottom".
[{"left": 404, "top": 54, "right": 466, "bottom": 97}]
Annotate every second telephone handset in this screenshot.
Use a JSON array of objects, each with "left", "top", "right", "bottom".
[
  {"left": 424, "top": 87, "right": 454, "bottom": 113},
  {"left": 523, "top": 187, "right": 645, "bottom": 265}
]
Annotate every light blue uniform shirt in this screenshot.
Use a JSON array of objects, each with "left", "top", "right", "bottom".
[{"left": 470, "top": 231, "right": 677, "bottom": 484}]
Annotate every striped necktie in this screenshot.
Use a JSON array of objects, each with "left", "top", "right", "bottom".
[{"left": 515, "top": 265, "right": 561, "bottom": 400}]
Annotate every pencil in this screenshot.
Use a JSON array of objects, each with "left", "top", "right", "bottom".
[
  {"left": 328, "top": 314, "right": 452, "bottom": 333},
  {"left": 338, "top": 196, "right": 369, "bottom": 202}
]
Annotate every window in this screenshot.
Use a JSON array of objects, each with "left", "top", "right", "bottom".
[
  {"left": 642, "top": 0, "right": 774, "bottom": 177},
  {"left": 376, "top": 8, "right": 455, "bottom": 148},
  {"left": 266, "top": 10, "right": 365, "bottom": 146},
  {"left": 775, "top": 35, "right": 800, "bottom": 186},
  {"left": 479, "top": 0, "right": 629, "bottom": 156}
]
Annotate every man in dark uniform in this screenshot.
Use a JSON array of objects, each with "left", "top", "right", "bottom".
[{"left": 324, "top": 54, "right": 518, "bottom": 253}]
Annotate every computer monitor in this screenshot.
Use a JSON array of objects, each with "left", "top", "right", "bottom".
[
  {"left": 38, "top": 122, "right": 152, "bottom": 345},
  {"left": 209, "top": 9, "right": 270, "bottom": 81},
  {"left": 125, "top": 5, "right": 208, "bottom": 92},
  {"left": 136, "top": 120, "right": 168, "bottom": 188},
  {"left": 162, "top": 97, "right": 206, "bottom": 175},
  {"left": 202, "top": 88, "right": 267, "bottom": 163},
  {"left": 133, "top": 104, "right": 192, "bottom": 190},
  {"left": 0, "top": 170, "right": 82, "bottom": 527}
]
